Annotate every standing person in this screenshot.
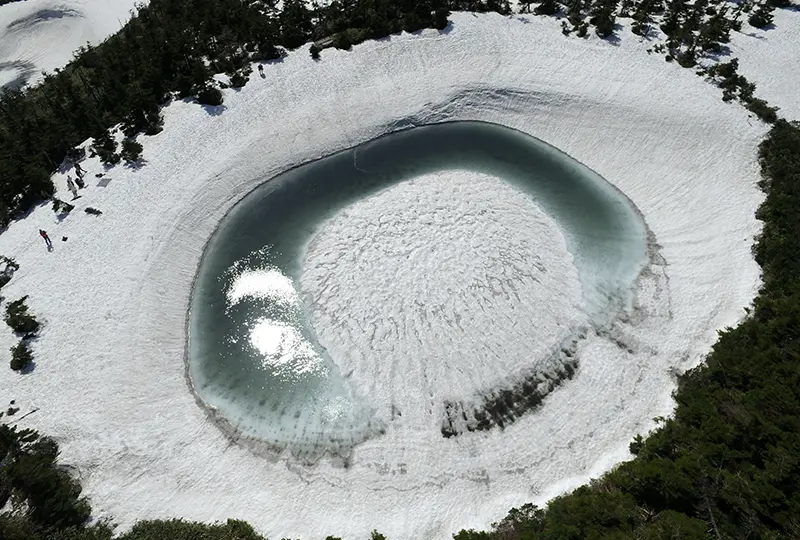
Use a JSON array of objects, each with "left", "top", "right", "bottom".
[
  {"left": 39, "top": 229, "right": 52, "bottom": 250},
  {"left": 74, "top": 162, "right": 85, "bottom": 180},
  {"left": 73, "top": 169, "right": 85, "bottom": 189},
  {"left": 66, "top": 176, "right": 78, "bottom": 199}
]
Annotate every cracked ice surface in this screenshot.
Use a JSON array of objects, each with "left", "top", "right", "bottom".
[{"left": 301, "top": 171, "right": 584, "bottom": 425}]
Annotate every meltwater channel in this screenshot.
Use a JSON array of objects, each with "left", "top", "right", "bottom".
[{"left": 187, "top": 121, "right": 650, "bottom": 461}]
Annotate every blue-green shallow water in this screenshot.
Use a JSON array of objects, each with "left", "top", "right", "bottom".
[{"left": 187, "top": 121, "right": 649, "bottom": 460}]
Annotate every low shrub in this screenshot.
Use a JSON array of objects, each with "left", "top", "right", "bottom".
[
  {"left": 749, "top": 4, "right": 775, "bottom": 28},
  {"left": 0, "top": 255, "right": 19, "bottom": 289},
  {"left": 5, "top": 296, "right": 40, "bottom": 335},
  {"left": 92, "top": 130, "right": 120, "bottom": 166},
  {"left": 228, "top": 66, "right": 251, "bottom": 88},
  {"left": 84, "top": 207, "right": 103, "bottom": 216},
  {"left": 333, "top": 30, "right": 355, "bottom": 50},
  {"left": 535, "top": 0, "right": 560, "bottom": 15},
  {"left": 0, "top": 424, "right": 91, "bottom": 530},
  {"left": 747, "top": 98, "right": 779, "bottom": 123},
  {"left": 9, "top": 340, "right": 32, "bottom": 371},
  {"left": 197, "top": 86, "right": 223, "bottom": 106},
  {"left": 120, "top": 140, "right": 144, "bottom": 164},
  {"left": 65, "top": 147, "right": 87, "bottom": 163},
  {"left": 116, "top": 519, "right": 266, "bottom": 540}
]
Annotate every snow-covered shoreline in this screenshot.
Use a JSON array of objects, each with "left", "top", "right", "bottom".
[{"left": 0, "top": 11, "right": 781, "bottom": 539}]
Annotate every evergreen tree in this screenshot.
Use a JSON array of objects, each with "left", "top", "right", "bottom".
[
  {"left": 566, "top": 0, "right": 584, "bottom": 26},
  {"left": 749, "top": 2, "right": 775, "bottom": 28},
  {"left": 631, "top": 0, "right": 655, "bottom": 36},
  {"left": 534, "top": 0, "right": 560, "bottom": 15},
  {"left": 280, "top": 0, "right": 313, "bottom": 48},
  {"left": 589, "top": 0, "right": 619, "bottom": 38}
]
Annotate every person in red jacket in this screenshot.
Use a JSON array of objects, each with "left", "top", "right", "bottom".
[{"left": 39, "top": 229, "right": 52, "bottom": 250}]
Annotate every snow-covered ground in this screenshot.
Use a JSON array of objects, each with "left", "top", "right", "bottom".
[
  {"left": 0, "top": 0, "right": 142, "bottom": 89},
  {"left": 730, "top": 8, "right": 800, "bottom": 121},
  {"left": 0, "top": 11, "right": 782, "bottom": 540}
]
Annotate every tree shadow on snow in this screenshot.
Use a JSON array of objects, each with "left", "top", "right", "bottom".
[
  {"left": 202, "top": 103, "right": 227, "bottom": 116},
  {"left": 124, "top": 158, "right": 148, "bottom": 170},
  {"left": 704, "top": 44, "right": 733, "bottom": 62},
  {"left": 2, "top": 200, "right": 51, "bottom": 235},
  {"left": 375, "top": 20, "right": 455, "bottom": 43},
  {"left": 20, "top": 360, "right": 36, "bottom": 375},
  {"left": 602, "top": 24, "right": 624, "bottom": 46}
]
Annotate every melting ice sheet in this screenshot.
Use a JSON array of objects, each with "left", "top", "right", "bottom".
[{"left": 187, "top": 121, "right": 650, "bottom": 460}]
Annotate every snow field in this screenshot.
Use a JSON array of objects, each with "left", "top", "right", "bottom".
[
  {"left": 729, "top": 8, "right": 800, "bottom": 121},
  {"left": 0, "top": 12, "right": 773, "bottom": 540},
  {"left": 0, "top": 0, "right": 143, "bottom": 89}
]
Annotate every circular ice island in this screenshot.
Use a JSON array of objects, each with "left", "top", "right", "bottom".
[{"left": 187, "top": 121, "right": 653, "bottom": 461}]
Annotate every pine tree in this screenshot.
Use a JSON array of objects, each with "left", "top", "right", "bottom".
[
  {"left": 534, "top": 0, "right": 560, "bottom": 15},
  {"left": 631, "top": 0, "right": 655, "bottom": 36},
  {"left": 589, "top": 0, "right": 619, "bottom": 37},
  {"left": 749, "top": 2, "right": 775, "bottom": 28},
  {"left": 567, "top": 0, "right": 584, "bottom": 25}
]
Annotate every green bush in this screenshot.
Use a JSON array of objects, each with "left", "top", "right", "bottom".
[
  {"left": 0, "top": 256, "right": 19, "bottom": 290},
  {"left": 747, "top": 98, "right": 779, "bottom": 123},
  {"left": 0, "top": 425, "right": 91, "bottom": 529},
  {"left": 117, "top": 519, "right": 266, "bottom": 540},
  {"left": 197, "top": 86, "right": 223, "bottom": 106},
  {"left": 535, "top": 0, "right": 560, "bottom": 15},
  {"left": 9, "top": 340, "right": 32, "bottom": 371},
  {"left": 229, "top": 67, "right": 251, "bottom": 88},
  {"left": 92, "top": 130, "right": 120, "bottom": 166},
  {"left": 65, "top": 147, "right": 87, "bottom": 163},
  {"left": 120, "top": 140, "right": 143, "bottom": 164},
  {"left": 334, "top": 32, "right": 352, "bottom": 50},
  {"left": 749, "top": 4, "right": 775, "bottom": 28},
  {"left": 4, "top": 296, "right": 40, "bottom": 335}
]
